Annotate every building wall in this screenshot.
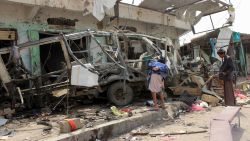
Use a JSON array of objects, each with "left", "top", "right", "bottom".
[{"left": 0, "top": 2, "right": 180, "bottom": 72}]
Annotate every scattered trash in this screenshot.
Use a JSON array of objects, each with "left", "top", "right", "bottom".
[
  {"left": 7, "top": 130, "right": 15, "bottom": 137},
  {"left": 180, "top": 93, "right": 197, "bottom": 106},
  {"left": 195, "top": 100, "right": 209, "bottom": 108},
  {"left": 0, "top": 118, "right": 8, "bottom": 126},
  {"left": 130, "top": 126, "right": 149, "bottom": 136},
  {"left": 241, "top": 83, "right": 250, "bottom": 91},
  {"left": 234, "top": 89, "right": 250, "bottom": 105},
  {"left": 0, "top": 128, "right": 14, "bottom": 136},
  {"left": 191, "top": 104, "right": 205, "bottom": 111},
  {"left": 37, "top": 121, "right": 52, "bottom": 135},
  {"left": 236, "top": 97, "right": 250, "bottom": 106},
  {"left": 120, "top": 108, "right": 133, "bottom": 117},
  {"left": 234, "top": 89, "right": 248, "bottom": 99},
  {"left": 85, "top": 122, "right": 93, "bottom": 128},
  {"left": 111, "top": 106, "right": 127, "bottom": 117},
  {"left": 145, "top": 100, "right": 155, "bottom": 107},
  {"left": 120, "top": 108, "right": 132, "bottom": 113}
]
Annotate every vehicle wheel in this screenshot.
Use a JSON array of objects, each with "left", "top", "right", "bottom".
[{"left": 107, "top": 82, "right": 134, "bottom": 106}]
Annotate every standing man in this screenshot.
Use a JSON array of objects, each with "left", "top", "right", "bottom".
[
  {"left": 217, "top": 48, "right": 236, "bottom": 106},
  {"left": 148, "top": 55, "right": 168, "bottom": 110}
]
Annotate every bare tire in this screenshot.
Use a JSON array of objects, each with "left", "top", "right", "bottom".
[{"left": 107, "top": 82, "right": 134, "bottom": 106}]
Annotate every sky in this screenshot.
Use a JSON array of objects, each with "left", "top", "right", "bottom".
[
  {"left": 121, "top": 0, "right": 250, "bottom": 45},
  {"left": 180, "top": 0, "right": 250, "bottom": 45}
]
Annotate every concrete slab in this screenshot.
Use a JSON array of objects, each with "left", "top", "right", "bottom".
[{"left": 44, "top": 110, "right": 168, "bottom": 141}]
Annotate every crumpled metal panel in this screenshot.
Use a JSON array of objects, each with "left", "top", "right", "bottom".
[
  {"left": 214, "top": 27, "right": 232, "bottom": 61},
  {"left": 139, "top": 0, "right": 225, "bottom": 15},
  {"left": 139, "top": 0, "right": 200, "bottom": 12}
]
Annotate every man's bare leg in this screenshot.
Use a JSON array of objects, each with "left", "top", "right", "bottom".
[
  {"left": 160, "top": 92, "right": 166, "bottom": 109},
  {"left": 151, "top": 92, "right": 159, "bottom": 110}
]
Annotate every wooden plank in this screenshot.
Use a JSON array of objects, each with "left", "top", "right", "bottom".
[
  {"left": 171, "top": 86, "right": 202, "bottom": 96},
  {"left": 28, "top": 30, "right": 41, "bottom": 76},
  {"left": 210, "top": 120, "right": 232, "bottom": 141},
  {"left": 0, "top": 31, "right": 16, "bottom": 40},
  {"left": 213, "top": 106, "right": 241, "bottom": 123}
]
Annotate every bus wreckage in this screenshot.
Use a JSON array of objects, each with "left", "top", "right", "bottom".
[{"left": 0, "top": 30, "right": 180, "bottom": 110}]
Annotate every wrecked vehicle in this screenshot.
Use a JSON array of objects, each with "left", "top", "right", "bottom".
[{"left": 0, "top": 30, "right": 176, "bottom": 109}]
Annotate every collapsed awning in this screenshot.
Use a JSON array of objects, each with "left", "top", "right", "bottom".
[{"left": 139, "top": 0, "right": 230, "bottom": 25}]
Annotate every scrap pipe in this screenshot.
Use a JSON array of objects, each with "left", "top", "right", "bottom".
[
  {"left": 21, "top": 82, "right": 68, "bottom": 93},
  {"left": 17, "top": 87, "right": 24, "bottom": 104},
  {"left": 11, "top": 69, "right": 66, "bottom": 82}
]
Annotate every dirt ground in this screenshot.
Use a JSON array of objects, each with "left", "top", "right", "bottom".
[
  {"left": 111, "top": 105, "right": 250, "bottom": 141},
  {"left": 0, "top": 102, "right": 249, "bottom": 141},
  {"left": 1, "top": 80, "right": 249, "bottom": 141},
  {"left": 0, "top": 100, "right": 153, "bottom": 141}
]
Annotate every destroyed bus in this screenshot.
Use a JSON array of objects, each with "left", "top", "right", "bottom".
[{"left": 0, "top": 30, "right": 177, "bottom": 109}]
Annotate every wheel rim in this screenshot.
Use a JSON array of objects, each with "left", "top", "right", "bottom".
[{"left": 114, "top": 89, "right": 128, "bottom": 102}]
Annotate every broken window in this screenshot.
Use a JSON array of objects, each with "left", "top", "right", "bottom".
[
  {"left": 39, "top": 33, "right": 65, "bottom": 74},
  {"left": 88, "top": 35, "right": 121, "bottom": 65},
  {"left": 68, "top": 37, "right": 88, "bottom": 64},
  {"left": 192, "top": 11, "right": 229, "bottom": 34}
]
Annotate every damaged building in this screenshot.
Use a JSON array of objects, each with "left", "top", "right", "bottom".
[
  {"left": 0, "top": 0, "right": 233, "bottom": 110},
  {"left": 181, "top": 28, "right": 250, "bottom": 76}
]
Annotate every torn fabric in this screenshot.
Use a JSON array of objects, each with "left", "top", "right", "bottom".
[{"left": 93, "top": 0, "right": 117, "bottom": 21}]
